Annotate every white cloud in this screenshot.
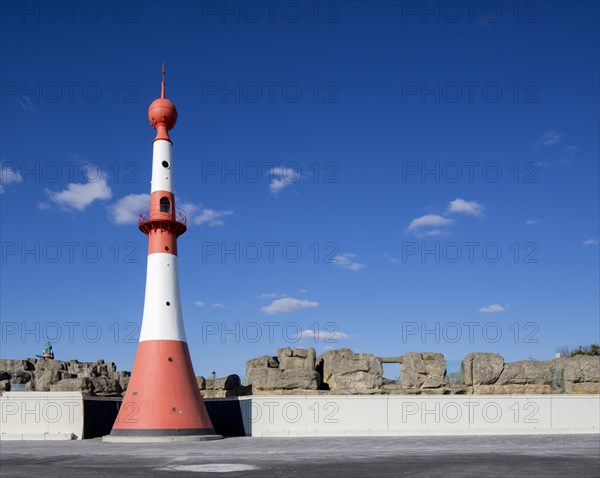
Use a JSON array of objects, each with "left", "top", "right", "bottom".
[
  {"left": 179, "top": 202, "right": 233, "bottom": 226},
  {"left": 109, "top": 193, "right": 150, "bottom": 224},
  {"left": 447, "top": 199, "right": 484, "bottom": 217},
  {"left": 526, "top": 219, "right": 540, "bottom": 225},
  {"left": 261, "top": 297, "right": 318, "bottom": 315},
  {"left": 212, "top": 303, "right": 226, "bottom": 309},
  {"left": 269, "top": 166, "right": 300, "bottom": 194},
  {"left": 384, "top": 254, "right": 400, "bottom": 263},
  {"left": 332, "top": 253, "right": 365, "bottom": 271},
  {"left": 178, "top": 201, "right": 200, "bottom": 217},
  {"left": 407, "top": 214, "right": 454, "bottom": 237},
  {"left": 258, "top": 290, "right": 307, "bottom": 299},
  {"left": 0, "top": 163, "right": 23, "bottom": 194},
  {"left": 195, "top": 300, "right": 205, "bottom": 307},
  {"left": 45, "top": 176, "right": 112, "bottom": 211},
  {"left": 536, "top": 130, "right": 564, "bottom": 146},
  {"left": 479, "top": 304, "right": 506, "bottom": 314},
  {"left": 563, "top": 145, "right": 578, "bottom": 155},
  {"left": 582, "top": 238, "right": 599, "bottom": 246},
  {"left": 258, "top": 292, "right": 285, "bottom": 299},
  {"left": 191, "top": 208, "right": 233, "bottom": 226},
  {"left": 18, "top": 96, "right": 34, "bottom": 111},
  {"left": 299, "top": 329, "right": 350, "bottom": 341},
  {"left": 178, "top": 202, "right": 233, "bottom": 227}
]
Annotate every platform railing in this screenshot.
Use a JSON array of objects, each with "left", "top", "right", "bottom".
[{"left": 138, "top": 206, "right": 187, "bottom": 228}]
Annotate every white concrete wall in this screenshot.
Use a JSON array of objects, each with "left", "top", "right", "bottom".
[
  {"left": 241, "top": 395, "right": 600, "bottom": 437},
  {"left": 2, "top": 393, "right": 598, "bottom": 439},
  {"left": 0, "top": 392, "right": 84, "bottom": 440}
]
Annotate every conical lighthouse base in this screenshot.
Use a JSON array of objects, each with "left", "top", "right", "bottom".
[{"left": 103, "top": 340, "right": 222, "bottom": 443}]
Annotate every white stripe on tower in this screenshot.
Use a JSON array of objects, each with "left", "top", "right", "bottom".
[
  {"left": 139, "top": 253, "right": 186, "bottom": 342},
  {"left": 151, "top": 139, "right": 174, "bottom": 193}
]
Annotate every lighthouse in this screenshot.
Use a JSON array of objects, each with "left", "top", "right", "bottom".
[{"left": 105, "top": 68, "right": 220, "bottom": 442}]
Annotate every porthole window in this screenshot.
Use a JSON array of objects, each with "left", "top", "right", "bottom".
[
  {"left": 162, "top": 160, "right": 170, "bottom": 168},
  {"left": 166, "top": 301, "right": 171, "bottom": 306}
]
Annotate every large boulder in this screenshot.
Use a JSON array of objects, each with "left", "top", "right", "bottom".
[
  {"left": 201, "top": 374, "right": 250, "bottom": 398},
  {"left": 89, "top": 376, "right": 122, "bottom": 397},
  {"left": 246, "top": 349, "right": 321, "bottom": 393},
  {"left": 34, "top": 361, "right": 67, "bottom": 376},
  {"left": 461, "top": 352, "right": 504, "bottom": 386},
  {"left": 9, "top": 370, "right": 33, "bottom": 384},
  {"left": 480, "top": 355, "right": 598, "bottom": 394},
  {"left": 473, "top": 384, "right": 553, "bottom": 394},
  {"left": 0, "top": 359, "right": 35, "bottom": 374},
  {"left": 113, "top": 371, "right": 130, "bottom": 395},
  {"left": 400, "top": 352, "right": 446, "bottom": 389},
  {"left": 277, "top": 347, "right": 316, "bottom": 371},
  {"left": 65, "top": 360, "right": 96, "bottom": 377},
  {"left": 0, "top": 359, "right": 36, "bottom": 386},
  {"left": 0, "top": 358, "right": 132, "bottom": 396},
  {"left": 246, "top": 355, "right": 279, "bottom": 371},
  {"left": 65, "top": 361, "right": 116, "bottom": 378},
  {"left": 496, "top": 360, "right": 552, "bottom": 385},
  {"left": 50, "top": 377, "right": 94, "bottom": 394},
  {"left": 95, "top": 361, "right": 117, "bottom": 376},
  {"left": 560, "top": 355, "right": 599, "bottom": 383},
  {"left": 33, "top": 361, "right": 68, "bottom": 391},
  {"left": 249, "top": 368, "right": 320, "bottom": 391},
  {"left": 553, "top": 355, "right": 600, "bottom": 393},
  {"left": 320, "top": 348, "right": 382, "bottom": 392},
  {"left": 205, "top": 374, "right": 241, "bottom": 391}
]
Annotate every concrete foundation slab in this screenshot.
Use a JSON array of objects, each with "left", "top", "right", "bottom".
[{"left": 101, "top": 434, "right": 223, "bottom": 443}]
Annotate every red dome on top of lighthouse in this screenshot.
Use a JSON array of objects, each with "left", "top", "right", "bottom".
[
  {"left": 148, "top": 98, "right": 177, "bottom": 130},
  {"left": 148, "top": 65, "right": 178, "bottom": 142}
]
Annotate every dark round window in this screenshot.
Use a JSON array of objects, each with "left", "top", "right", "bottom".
[
  {"left": 162, "top": 161, "right": 170, "bottom": 168},
  {"left": 166, "top": 301, "right": 171, "bottom": 306}
]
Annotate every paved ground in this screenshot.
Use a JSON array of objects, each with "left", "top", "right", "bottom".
[{"left": 1, "top": 434, "right": 599, "bottom": 477}]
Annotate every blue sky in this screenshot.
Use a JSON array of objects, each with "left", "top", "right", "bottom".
[{"left": 1, "top": 1, "right": 598, "bottom": 378}]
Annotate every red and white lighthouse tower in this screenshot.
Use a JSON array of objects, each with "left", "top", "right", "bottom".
[{"left": 105, "top": 68, "right": 220, "bottom": 442}]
